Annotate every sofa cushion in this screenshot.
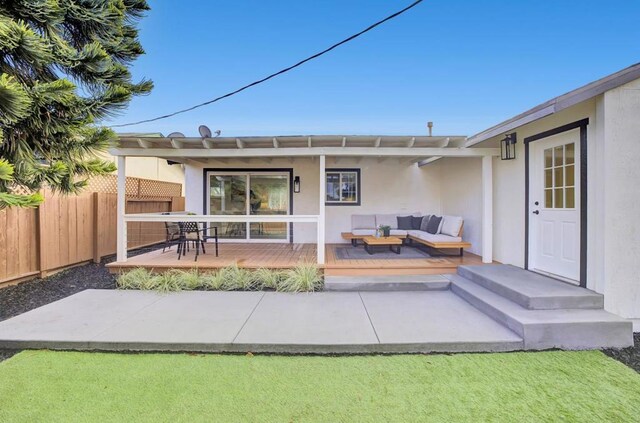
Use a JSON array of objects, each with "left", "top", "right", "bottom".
[
  {"left": 419, "top": 214, "right": 431, "bottom": 232},
  {"left": 426, "top": 215, "right": 442, "bottom": 234},
  {"left": 351, "top": 214, "right": 376, "bottom": 230},
  {"left": 397, "top": 215, "right": 413, "bottom": 230},
  {"left": 409, "top": 231, "right": 462, "bottom": 243},
  {"left": 375, "top": 214, "right": 398, "bottom": 229},
  {"left": 352, "top": 229, "right": 376, "bottom": 236},
  {"left": 441, "top": 215, "right": 463, "bottom": 237},
  {"left": 389, "top": 229, "right": 408, "bottom": 237},
  {"left": 411, "top": 216, "right": 423, "bottom": 230}
]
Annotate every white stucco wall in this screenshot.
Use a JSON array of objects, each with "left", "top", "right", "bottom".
[
  {"left": 600, "top": 78, "right": 640, "bottom": 318},
  {"left": 184, "top": 157, "right": 443, "bottom": 244},
  {"left": 438, "top": 157, "right": 483, "bottom": 256}
]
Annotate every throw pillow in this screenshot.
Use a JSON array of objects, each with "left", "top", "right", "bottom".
[
  {"left": 397, "top": 215, "right": 413, "bottom": 230},
  {"left": 440, "top": 216, "right": 463, "bottom": 237},
  {"left": 426, "top": 215, "right": 442, "bottom": 234},
  {"left": 420, "top": 214, "right": 431, "bottom": 232},
  {"left": 411, "top": 216, "right": 423, "bottom": 230}
]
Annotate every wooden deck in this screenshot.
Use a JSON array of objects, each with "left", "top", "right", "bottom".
[{"left": 106, "top": 243, "right": 487, "bottom": 276}]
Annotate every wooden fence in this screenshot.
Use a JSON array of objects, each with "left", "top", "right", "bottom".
[{"left": 0, "top": 176, "right": 184, "bottom": 286}]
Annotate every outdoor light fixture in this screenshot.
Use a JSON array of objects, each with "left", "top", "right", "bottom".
[
  {"left": 500, "top": 133, "right": 517, "bottom": 160},
  {"left": 293, "top": 176, "right": 301, "bottom": 193}
]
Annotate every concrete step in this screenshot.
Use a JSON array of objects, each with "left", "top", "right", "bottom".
[
  {"left": 324, "top": 275, "right": 450, "bottom": 292},
  {"left": 449, "top": 274, "right": 633, "bottom": 350},
  {"left": 457, "top": 265, "right": 604, "bottom": 310}
]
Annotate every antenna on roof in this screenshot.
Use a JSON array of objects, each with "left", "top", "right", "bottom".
[
  {"left": 427, "top": 122, "right": 433, "bottom": 137},
  {"left": 198, "top": 125, "right": 212, "bottom": 138},
  {"left": 167, "top": 132, "right": 185, "bottom": 138},
  {"left": 214, "top": 130, "right": 221, "bottom": 137}
]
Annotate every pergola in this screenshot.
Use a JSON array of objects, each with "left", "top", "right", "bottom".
[{"left": 110, "top": 135, "right": 500, "bottom": 265}]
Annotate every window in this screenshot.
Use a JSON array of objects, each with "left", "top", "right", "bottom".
[
  {"left": 543, "top": 143, "right": 575, "bottom": 209},
  {"left": 325, "top": 169, "right": 360, "bottom": 205}
]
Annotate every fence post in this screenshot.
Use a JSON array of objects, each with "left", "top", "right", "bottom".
[
  {"left": 92, "top": 192, "right": 101, "bottom": 263},
  {"left": 36, "top": 190, "right": 47, "bottom": 278}
]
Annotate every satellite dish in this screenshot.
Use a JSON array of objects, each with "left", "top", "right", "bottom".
[
  {"left": 167, "top": 132, "right": 185, "bottom": 138},
  {"left": 198, "top": 125, "right": 212, "bottom": 138}
]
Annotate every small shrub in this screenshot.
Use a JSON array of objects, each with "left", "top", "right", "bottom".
[
  {"left": 176, "top": 269, "right": 201, "bottom": 290},
  {"left": 199, "top": 271, "right": 224, "bottom": 290},
  {"left": 219, "top": 264, "right": 256, "bottom": 291},
  {"left": 152, "top": 270, "right": 183, "bottom": 292},
  {"left": 117, "top": 268, "right": 155, "bottom": 290},
  {"left": 251, "top": 268, "right": 285, "bottom": 290},
  {"left": 278, "top": 263, "right": 323, "bottom": 292}
]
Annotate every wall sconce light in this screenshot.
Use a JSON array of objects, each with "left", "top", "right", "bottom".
[
  {"left": 293, "top": 176, "right": 301, "bottom": 193},
  {"left": 500, "top": 133, "right": 517, "bottom": 160}
]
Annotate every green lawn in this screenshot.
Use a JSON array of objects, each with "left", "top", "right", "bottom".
[{"left": 1, "top": 350, "right": 639, "bottom": 422}]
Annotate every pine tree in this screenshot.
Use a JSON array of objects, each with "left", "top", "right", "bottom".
[{"left": 0, "top": 0, "right": 153, "bottom": 208}]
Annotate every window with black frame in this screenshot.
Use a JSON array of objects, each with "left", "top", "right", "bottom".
[{"left": 325, "top": 169, "right": 360, "bottom": 206}]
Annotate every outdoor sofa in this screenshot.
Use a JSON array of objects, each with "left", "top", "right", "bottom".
[{"left": 343, "top": 213, "right": 471, "bottom": 256}]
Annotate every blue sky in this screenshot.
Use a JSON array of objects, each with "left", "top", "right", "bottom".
[{"left": 106, "top": 0, "right": 640, "bottom": 137}]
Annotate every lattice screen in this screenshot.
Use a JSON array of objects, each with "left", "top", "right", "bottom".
[
  {"left": 84, "top": 175, "right": 182, "bottom": 197},
  {"left": 8, "top": 175, "right": 182, "bottom": 198}
]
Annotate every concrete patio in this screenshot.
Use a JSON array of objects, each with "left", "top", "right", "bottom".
[{"left": 0, "top": 289, "right": 523, "bottom": 354}]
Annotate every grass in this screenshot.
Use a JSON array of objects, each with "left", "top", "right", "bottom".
[
  {"left": 1, "top": 350, "right": 639, "bottom": 422},
  {"left": 116, "top": 264, "right": 323, "bottom": 293}
]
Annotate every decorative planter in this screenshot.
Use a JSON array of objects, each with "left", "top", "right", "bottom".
[{"left": 382, "top": 228, "right": 390, "bottom": 237}]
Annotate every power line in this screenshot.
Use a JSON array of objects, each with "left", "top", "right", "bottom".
[{"left": 111, "top": 0, "right": 424, "bottom": 128}]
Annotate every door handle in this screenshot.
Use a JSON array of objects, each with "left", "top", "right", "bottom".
[{"left": 532, "top": 210, "right": 540, "bottom": 215}]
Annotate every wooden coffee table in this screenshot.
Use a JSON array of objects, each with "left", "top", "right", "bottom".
[{"left": 362, "top": 236, "right": 403, "bottom": 255}]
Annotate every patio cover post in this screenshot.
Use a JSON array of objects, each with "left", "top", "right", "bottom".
[
  {"left": 481, "top": 156, "right": 493, "bottom": 263},
  {"left": 116, "top": 156, "right": 127, "bottom": 262},
  {"left": 317, "top": 155, "right": 326, "bottom": 264}
]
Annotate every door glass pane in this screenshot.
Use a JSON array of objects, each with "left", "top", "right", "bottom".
[
  {"left": 209, "top": 175, "right": 247, "bottom": 239},
  {"left": 554, "top": 167, "right": 563, "bottom": 187},
  {"left": 545, "top": 189, "right": 553, "bottom": 208},
  {"left": 544, "top": 148, "right": 553, "bottom": 168},
  {"left": 326, "top": 173, "right": 340, "bottom": 202},
  {"left": 544, "top": 169, "right": 553, "bottom": 188},
  {"left": 554, "top": 146, "right": 564, "bottom": 166},
  {"left": 565, "top": 143, "right": 575, "bottom": 164},
  {"left": 554, "top": 188, "right": 564, "bottom": 209},
  {"left": 249, "top": 175, "right": 288, "bottom": 240},
  {"left": 565, "top": 188, "right": 575, "bottom": 208},
  {"left": 565, "top": 165, "right": 575, "bottom": 187}
]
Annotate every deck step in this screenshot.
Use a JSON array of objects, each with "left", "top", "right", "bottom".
[
  {"left": 324, "top": 275, "right": 450, "bottom": 291},
  {"left": 449, "top": 274, "right": 633, "bottom": 350},
  {"left": 457, "top": 265, "right": 604, "bottom": 310}
]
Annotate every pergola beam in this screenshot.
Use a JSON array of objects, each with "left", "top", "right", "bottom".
[{"left": 110, "top": 147, "right": 500, "bottom": 158}]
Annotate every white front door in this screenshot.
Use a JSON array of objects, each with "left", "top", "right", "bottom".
[{"left": 529, "top": 129, "right": 580, "bottom": 283}]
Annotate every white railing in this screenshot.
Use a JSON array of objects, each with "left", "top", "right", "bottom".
[
  {"left": 123, "top": 213, "right": 320, "bottom": 223},
  {"left": 118, "top": 213, "right": 324, "bottom": 264}
]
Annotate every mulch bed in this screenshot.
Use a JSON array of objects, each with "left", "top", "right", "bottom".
[{"left": 602, "top": 332, "right": 640, "bottom": 373}]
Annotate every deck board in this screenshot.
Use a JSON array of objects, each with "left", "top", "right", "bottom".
[{"left": 106, "top": 243, "right": 487, "bottom": 275}]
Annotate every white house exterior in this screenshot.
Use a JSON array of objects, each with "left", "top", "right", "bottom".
[{"left": 110, "top": 63, "right": 640, "bottom": 323}]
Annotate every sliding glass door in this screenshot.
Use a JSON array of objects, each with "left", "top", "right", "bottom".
[{"left": 207, "top": 171, "right": 290, "bottom": 242}]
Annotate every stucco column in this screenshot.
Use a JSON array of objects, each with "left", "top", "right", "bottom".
[
  {"left": 116, "top": 156, "right": 127, "bottom": 262},
  {"left": 481, "top": 156, "right": 493, "bottom": 263},
  {"left": 317, "top": 155, "right": 326, "bottom": 264}
]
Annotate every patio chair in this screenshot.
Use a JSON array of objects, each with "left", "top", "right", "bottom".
[
  {"left": 177, "top": 222, "right": 207, "bottom": 261},
  {"left": 163, "top": 222, "right": 181, "bottom": 252}
]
